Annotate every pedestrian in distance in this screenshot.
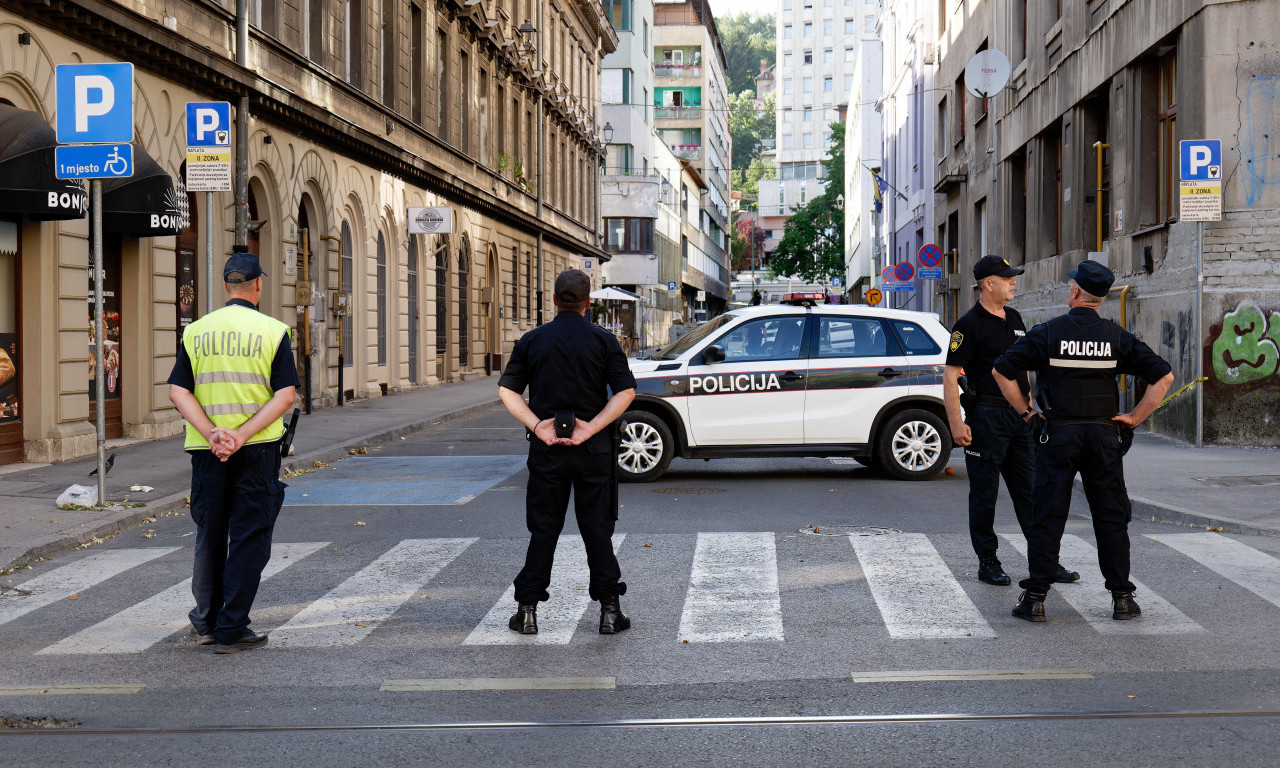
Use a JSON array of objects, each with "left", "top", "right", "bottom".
[
  {"left": 992, "top": 260, "right": 1173, "bottom": 623},
  {"left": 168, "top": 247, "right": 299, "bottom": 653},
  {"left": 944, "top": 256, "right": 1080, "bottom": 588},
  {"left": 497, "top": 268, "right": 637, "bottom": 636}
]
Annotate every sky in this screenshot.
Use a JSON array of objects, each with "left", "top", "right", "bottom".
[{"left": 707, "top": 0, "right": 776, "bottom": 22}]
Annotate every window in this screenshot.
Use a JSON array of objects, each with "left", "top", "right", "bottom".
[
  {"left": 306, "top": 0, "right": 324, "bottom": 65},
  {"left": 823, "top": 48, "right": 833, "bottom": 64},
  {"left": 865, "top": 15, "right": 875, "bottom": 33},
  {"left": 524, "top": 250, "right": 533, "bottom": 322},
  {"left": 784, "top": 24, "right": 792, "bottom": 39},
  {"left": 954, "top": 73, "right": 966, "bottom": 143},
  {"left": 799, "top": 184, "right": 807, "bottom": 203},
  {"left": 254, "top": 0, "right": 279, "bottom": 37},
  {"left": 715, "top": 317, "right": 806, "bottom": 362},
  {"left": 604, "top": 218, "right": 655, "bottom": 252},
  {"left": 804, "top": 22, "right": 813, "bottom": 37},
  {"left": 643, "top": 20, "right": 648, "bottom": 50},
  {"left": 376, "top": 231, "right": 387, "bottom": 365},
  {"left": 845, "top": 46, "right": 855, "bottom": 62},
  {"left": 602, "top": 69, "right": 631, "bottom": 104},
  {"left": 1157, "top": 50, "right": 1177, "bottom": 222},
  {"left": 804, "top": 50, "right": 813, "bottom": 66},
  {"left": 824, "top": 0, "right": 833, "bottom": 7},
  {"left": 458, "top": 239, "right": 469, "bottom": 366},
  {"left": 783, "top": 134, "right": 793, "bottom": 150},
  {"left": 816, "top": 317, "right": 893, "bottom": 358},
  {"left": 436, "top": 29, "right": 448, "bottom": 141},
  {"left": 844, "top": 74, "right": 854, "bottom": 92},
  {"left": 783, "top": 78, "right": 793, "bottom": 94},
  {"left": 410, "top": 4, "right": 423, "bottom": 123},
  {"left": 784, "top": 0, "right": 793, "bottom": 8},
  {"left": 804, "top": 76, "right": 813, "bottom": 93},
  {"left": 845, "top": 18, "right": 855, "bottom": 34},
  {"left": 783, "top": 52, "right": 793, "bottom": 67},
  {"left": 435, "top": 237, "right": 448, "bottom": 353},
  {"left": 890, "top": 320, "right": 941, "bottom": 355},
  {"left": 609, "top": 0, "right": 632, "bottom": 31},
  {"left": 824, "top": 76, "right": 833, "bottom": 93},
  {"left": 824, "top": 19, "right": 833, "bottom": 36},
  {"left": 344, "top": 1, "right": 361, "bottom": 85},
  {"left": 937, "top": 96, "right": 948, "bottom": 156},
  {"left": 803, "top": 106, "right": 813, "bottom": 122},
  {"left": 803, "top": 133, "right": 813, "bottom": 148},
  {"left": 340, "top": 221, "right": 353, "bottom": 366},
  {"left": 381, "top": 0, "right": 395, "bottom": 107},
  {"left": 460, "top": 50, "right": 471, "bottom": 154}
]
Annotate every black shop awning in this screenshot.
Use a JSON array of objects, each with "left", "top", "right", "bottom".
[
  {"left": 0, "top": 103, "right": 87, "bottom": 221},
  {"left": 102, "top": 143, "right": 185, "bottom": 237}
]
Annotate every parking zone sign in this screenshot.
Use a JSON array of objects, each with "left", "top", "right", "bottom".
[
  {"left": 56, "top": 63, "right": 134, "bottom": 144},
  {"left": 1179, "top": 140, "right": 1222, "bottom": 221}
]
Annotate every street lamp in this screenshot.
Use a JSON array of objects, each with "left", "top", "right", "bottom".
[
  {"left": 835, "top": 193, "right": 845, "bottom": 210},
  {"left": 602, "top": 122, "right": 614, "bottom": 143}
]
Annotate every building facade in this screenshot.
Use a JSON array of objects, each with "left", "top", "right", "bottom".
[
  {"left": 934, "top": 0, "right": 1280, "bottom": 445},
  {"left": 0, "top": 0, "right": 616, "bottom": 465},
  {"left": 841, "top": 5, "right": 882, "bottom": 301}
]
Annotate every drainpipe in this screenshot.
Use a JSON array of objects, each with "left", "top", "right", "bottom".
[
  {"left": 1109, "top": 283, "right": 1132, "bottom": 405},
  {"left": 235, "top": 0, "right": 250, "bottom": 248},
  {"left": 1093, "top": 141, "right": 1109, "bottom": 252}
]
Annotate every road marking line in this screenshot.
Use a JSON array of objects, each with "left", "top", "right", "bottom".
[
  {"left": 464, "top": 535, "right": 625, "bottom": 646},
  {"left": 1001, "top": 534, "right": 1203, "bottom": 635},
  {"left": 1148, "top": 533, "right": 1280, "bottom": 609},
  {"left": 852, "top": 669, "right": 1094, "bottom": 683},
  {"left": 35, "top": 542, "right": 328, "bottom": 655},
  {"left": 852, "top": 533, "right": 996, "bottom": 639},
  {"left": 380, "top": 677, "right": 615, "bottom": 692},
  {"left": 271, "top": 538, "right": 476, "bottom": 648},
  {"left": 0, "top": 548, "right": 180, "bottom": 627},
  {"left": 678, "top": 532, "right": 784, "bottom": 643},
  {"left": 0, "top": 685, "right": 144, "bottom": 696}
]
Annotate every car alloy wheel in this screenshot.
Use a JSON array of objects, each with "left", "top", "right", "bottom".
[
  {"left": 617, "top": 410, "right": 675, "bottom": 482},
  {"left": 877, "top": 408, "right": 950, "bottom": 480}
]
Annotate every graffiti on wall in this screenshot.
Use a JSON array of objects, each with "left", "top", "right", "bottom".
[
  {"left": 1244, "top": 77, "right": 1280, "bottom": 206},
  {"left": 1209, "top": 302, "right": 1280, "bottom": 386}
]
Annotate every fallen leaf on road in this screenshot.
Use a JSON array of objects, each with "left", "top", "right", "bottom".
[
  {"left": 349, "top": 447, "right": 368, "bottom": 455},
  {"left": 682, "top": 639, "right": 688, "bottom": 644},
  {"left": 141, "top": 530, "right": 156, "bottom": 539},
  {"left": 67, "top": 594, "right": 77, "bottom": 601},
  {"left": 142, "top": 517, "right": 156, "bottom": 524},
  {"left": 355, "top": 622, "right": 366, "bottom": 627},
  {"left": 642, "top": 543, "right": 653, "bottom": 548},
  {"left": 1127, "top": 695, "right": 1136, "bottom": 699},
  {"left": 354, "top": 521, "right": 366, "bottom": 526}
]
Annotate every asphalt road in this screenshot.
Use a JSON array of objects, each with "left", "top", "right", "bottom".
[{"left": 3, "top": 405, "right": 1279, "bottom": 766}]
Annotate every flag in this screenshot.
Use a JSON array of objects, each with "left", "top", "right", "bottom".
[{"left": 871, "top": 170, "right": 887, "bottom": 214}]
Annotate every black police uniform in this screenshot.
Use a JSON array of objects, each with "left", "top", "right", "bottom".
[
  {"left": 994, "top": 307, "right": 1171, "bottom": 595},
  {"left": 167, "top": 298, "right": 299, "bottom": 645},
  {"left": 948, "top": 302, "right": 1035, "bottom": 564},
  {"left": 498, "top": 310, "right": 636, "bottom": 605}
]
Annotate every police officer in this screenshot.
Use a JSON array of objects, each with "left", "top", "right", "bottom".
[
  {"left": 497, "top": 269, "right": 637, "bottom": 635},
  {"left": 992, "top": 260, "right": 1173, "bottom": 623},
  {"left": 945, "top": 256, "right": 1079, "bottom": 587},
  {"left": 168, "top": 248, "right": 299, "bottom": 652}
]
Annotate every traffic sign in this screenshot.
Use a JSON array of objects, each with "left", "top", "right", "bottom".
[
  {"left": 831, "top": 276, "right": 843, "bottom": 288},
  {"left": 894, "top": 262, "right": 915, "bottom": 282},
  {"left": 55, "top": 63, "right": 134, "bottom": 145},
  {"left": 186, "top": 102, "right": 231, "bottom": 147},
  {"left": 918, "top": 268, "right": 943, "bottom": 280},
  {"left": 667, "top": 281, "right": 677, "bottom": 292},
  {"left": 186, "top": 148, "right": 231, "bottom": 192},
  {"left": 1180, "top": 140, "right": 1221, "bottom": 181},
  {"left": 1180, "top": 180, "right": 1223, "bottom": 222},
  {"left": 881, "top": 265, "right": 897, "bottom": 283},
  {"left": 882, "top": 283, "right": 914, "bottom": 292},
  {"left": 918, "top": 243, "right": 943, "bottom": 268},
  {"left": 54, "top": 143, "right": 133, "bottom": 179},
  {"left": 864, "top": 288, "right": 881, "bottom": 306}
]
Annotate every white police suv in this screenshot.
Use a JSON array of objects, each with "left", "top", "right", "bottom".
[{"left": 618, "top": 296, "right": 954, "bottom": 482}]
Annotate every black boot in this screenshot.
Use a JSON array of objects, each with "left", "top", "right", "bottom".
[
  {"left": 508, "top": 603, "right": 538, "bottom": 634},
  {"left": 1054, "top": 564, "right": 1081, "bottom": 583},
  {"left": 978, "top": 558, "right": 1011, "bottom": 586},
  {"left": 1112, "top": 590, "right": 1141, "bottom": 620},
  {"left": 1012, "top": 590, "right": 1047, "bottom": 622},
  {"left": 599, "top": 596, "right": 631, "bottom": 635}
]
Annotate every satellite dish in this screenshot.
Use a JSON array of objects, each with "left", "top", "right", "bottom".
[{"left": 965, "top": 49, "right": 1011, "bottom": 99}]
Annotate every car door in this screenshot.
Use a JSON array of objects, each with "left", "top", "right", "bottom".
[
  {"left": 803, "top": 314, "right": 913, "bottom": 445},
  {"left": 683, "top": 314, "right": 809, "bottom": 446}
]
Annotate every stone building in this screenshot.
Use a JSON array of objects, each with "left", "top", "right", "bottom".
[
  {"left": 0, "top": 0, "right": 616, "bottom": 466},
  {"left": 934, "top": 0, "right": 1280, "bottom": 445}
]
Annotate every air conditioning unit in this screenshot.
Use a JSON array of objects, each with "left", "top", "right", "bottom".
[{"left": 923, "top": 43, "right": 939, "bottom": 65}]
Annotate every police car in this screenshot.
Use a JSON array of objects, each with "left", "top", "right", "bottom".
[{"left": 618, "top": 294, "right": 954, "bottom": 482}]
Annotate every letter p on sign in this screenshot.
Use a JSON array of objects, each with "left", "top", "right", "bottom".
[{"left": 73, "top": 76, "right": 114, "bottom": 133}]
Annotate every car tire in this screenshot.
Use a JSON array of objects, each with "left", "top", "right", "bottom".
[
  {"left": 876, "top": 409, "right": 950, "bottom": 481},
  {"left": 618, "top": 410, "right": 675, "bottom": 483},
  {"left": 853, "top": 455, "right": 875, "bottom": 468}
]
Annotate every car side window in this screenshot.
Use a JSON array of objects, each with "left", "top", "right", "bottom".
[
  {"left": 889, "top": 320, "right": 942, "bottom": 355},
  {"left": 815, "top": 316, "right": 897, "bottom": 358},
  {"left": 715, "top": 317, "right": 806, "bottom": 362}
]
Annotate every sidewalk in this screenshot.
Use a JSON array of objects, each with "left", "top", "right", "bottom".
[{"left": 0, "top": 377, "right": 503, "bottom": 572}]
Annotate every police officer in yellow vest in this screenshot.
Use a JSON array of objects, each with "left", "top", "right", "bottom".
[{"left": 168, "top": 247, "right": 299, "bottom": 653}]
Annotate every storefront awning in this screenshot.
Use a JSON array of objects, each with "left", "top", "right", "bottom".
[
  {"left": 102, "top": 143, "right": 184, "bottom": 237},
  {"left": 0, "top": 104, "right": 87, "bottom": 221}
]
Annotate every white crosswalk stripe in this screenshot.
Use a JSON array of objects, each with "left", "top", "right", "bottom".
[
  {"left": 464, "top": 535, "right": 626, "bottom": 645},
  {"left": 1001, "top": 534, "right": 1203, "bottom": 635},
  {"left": 272, "top": 538, "right": 476, "bottom": 648},
  {"left": 1149, "top": 532, "right": 1280, "bottom": 609},
  {"left": 36, "top": 542, "right": 328, "bottom": 655},
  {"left": 678, "top": 532, "right": 784, "bottom": 643},
  {"left": 852, "top": 533, "right": 997, "bottom": 639},
  {"left": 0, "top": 548, "right": 180, "bottom": 627}
]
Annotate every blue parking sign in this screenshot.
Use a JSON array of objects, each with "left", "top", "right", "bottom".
[
  {"left": 1180, "top": 140, "right": 1221, "bottom": 181},
  {"left": 55, "top": 63, "right": 134, "bottom": 144},
  {"left": 186, "top": 102, "right": 232, "bottom": 147}
]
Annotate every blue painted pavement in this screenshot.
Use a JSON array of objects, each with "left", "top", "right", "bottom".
[{"left": 282, "top": 455, "right": 527, "bottom": 506}]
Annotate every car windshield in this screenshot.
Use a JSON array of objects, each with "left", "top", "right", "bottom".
[{"left": 651, "top": 313, "right": 737, "bottom": 360}]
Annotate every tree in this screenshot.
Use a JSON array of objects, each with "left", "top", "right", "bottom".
[
  {"left": 733, "top": 155, "right": 776, "bottom": 212},
  {"left": 731, "top": 215, "right": 768, "bottom": 272},
  {"left": 729, "top": 91, "right": 775, "bottom": 173},
  {"left": 769, "top": 122, "right": 846, "bottom": 282},
  {"left": 716, "top": 13, "right": 775, "bottom": 96}
]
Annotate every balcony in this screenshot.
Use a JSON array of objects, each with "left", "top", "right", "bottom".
[
  {"left": 670, "top": 144, "right": 702, "bottom": 160},
  {"left": 655, "top": 64, "right": 702, "bottom": 79},
  {"left": 656, "top": 106, "right": 700, "bottom": 120}
]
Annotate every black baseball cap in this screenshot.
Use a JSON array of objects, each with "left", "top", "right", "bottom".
[
  {"left": 224, "top": 247, "right": 266, "bottom": 283},
  {"left": 554, "top": 269, "right": 591, "bottom": 305},
  {"left": 1067, "top": 259, "right": 1115, "bottom": 297},
  {"left": 973, "top": 255, "right": 1024, "bottom": 280}
]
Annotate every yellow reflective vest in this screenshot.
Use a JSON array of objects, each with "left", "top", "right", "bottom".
[{"left": 181, "top": 304, "right": 292, "bottom": 450}]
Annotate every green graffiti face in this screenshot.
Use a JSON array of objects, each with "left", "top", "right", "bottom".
[{"left": 1211, "top": 303, "right": 1280, "bottom": 385}]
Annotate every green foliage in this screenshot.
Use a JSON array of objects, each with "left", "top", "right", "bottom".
[
  {"left": 769, "top": 122, "right": 847, "bottom": 282},
  {"left": 729, "top": 91, "right": 775, "bottom": 172},
  {"left": 717, "top": 12, "right": 776, "bottom": 96},
  {"left": 732, "top": 156, "right": 776, "bottom": 212}
]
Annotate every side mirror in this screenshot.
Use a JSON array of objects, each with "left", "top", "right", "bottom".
[{"left": 702, "top": 344, "right": 725, "bottom": 364}]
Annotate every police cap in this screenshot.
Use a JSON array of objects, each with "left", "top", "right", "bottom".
[
  {"left": 1067, "top": 259, "right": 1115, "bottom": 297},
  {"left": 973, "top": 255, "right": 1024, "bottom": 280},
  {"left": 224, "top": 246, "right": 267, "bottom": 284}
]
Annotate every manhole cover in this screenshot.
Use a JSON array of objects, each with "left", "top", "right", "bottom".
[
  {"left": 649, "top": 487, "right": 727, "bottom": 495},
  {"left": 800, "top": 525, "right": 902, "bottom": 536},
  {"left": 1195, "top": 475, "right": 1280, "bottom": 488}
]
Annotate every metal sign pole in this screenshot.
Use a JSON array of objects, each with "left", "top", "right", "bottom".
[
  {"left": 205, "top": 192, "right": 214, "bottom": 314},
  {"left": 92, "top": 179, "right": 107, "bottom": 504},
  {"left": 1195, "top": 220, "right": 1204, "bottom": 448}
]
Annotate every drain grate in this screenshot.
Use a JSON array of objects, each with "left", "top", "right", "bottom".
[
  {"left": 800, "top": 525, "right": 902, "bottom": 536},
  {"left": 649, "top": 487, "right": 727, "bottom": 495},
  {"left": 1195, "top": 475, "right": 1280, "bottom": 488}
]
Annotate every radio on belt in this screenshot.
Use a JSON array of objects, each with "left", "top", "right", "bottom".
[{"left": 781, "top": 292, "right": 825, "bottom": 306}]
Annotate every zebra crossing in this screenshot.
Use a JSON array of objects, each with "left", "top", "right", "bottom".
[{"left": 2, "top": 531, "right": 1279, "bottom": 657}]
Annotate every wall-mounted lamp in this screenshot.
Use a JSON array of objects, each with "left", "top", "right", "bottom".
[
  {"left": 661, "top": 178, "right": 672, "bottom": 198},
  {"left": 835, "top": 193, "right": 845, "bottom": 211},
  {"left": 17, "top": 32, "right": 32, "bottom": 46},
  {"left": 602, "top": 122, "right": 614, "bottom": 143},
  {"left": 518, "top": 19, "right": 536, "bottom": 47}
]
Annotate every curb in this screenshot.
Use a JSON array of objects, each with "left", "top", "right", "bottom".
[
  {"left": 2, "top": 398, "right": 503, "bottom": 572},
  {"left": 1071, "top": 478, "right": 1279, "bottom": 539}
]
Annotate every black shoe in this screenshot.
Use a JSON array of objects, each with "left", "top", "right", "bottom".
[
  {"left": 599, "top": 596, "right": 631, "bottom": 635},
  {"left": 1012, "top": 590, "right": 1048, "bottom": 622},
  {"left": 978, "top": 558, "right": 1011, "bottom": 586},
  {"left": 1054, "top": 565, "right": 1081, "bottom": 584},
  {"left": 188, "top": 626, "right": 214, "bottom": 646},
  {"left": 213, "top": 629, "right": 268, "bottom": 654},
  {"left": 508, "top": 603, "right": 538, "bottom": 635},
  {"left": 1112, "top": 590, "right": 1141, "bottom": 620}
]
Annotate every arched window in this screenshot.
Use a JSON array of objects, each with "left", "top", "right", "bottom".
[
  {"left": 435, "top": 236, "right": 448, "bottom": 355},
  {"left": 458, "top": 236, "right": 470, "bottom": 366},
  {"left": 376, "top": 231, "right": 387, "bottom": 366},
  {"left": 340, "top": 221, "right": 353, "bottom": 366},
  {"left": 407, "top": 236, "right": 419, "bottom": 383}
]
